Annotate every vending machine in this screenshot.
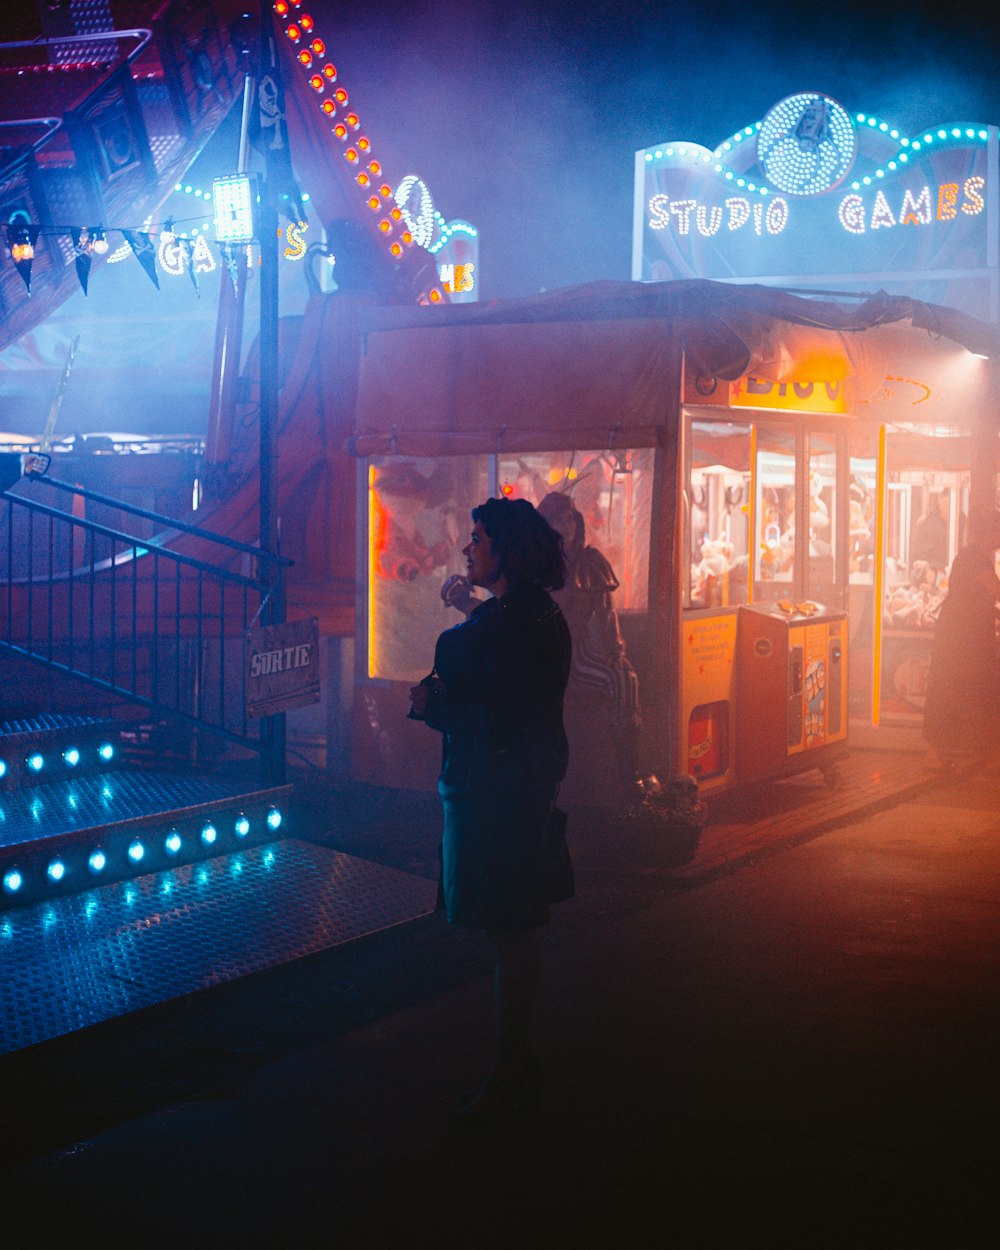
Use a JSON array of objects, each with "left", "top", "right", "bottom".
[{"left": 735, "top": 602, "right": 848, "bottom": 784}]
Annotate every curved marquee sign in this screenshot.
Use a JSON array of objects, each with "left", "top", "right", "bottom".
[{"left": 633, "top": 93, "right": 999, "bottom": 320}]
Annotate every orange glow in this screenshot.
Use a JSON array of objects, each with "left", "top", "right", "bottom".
[
  {"left": 323, "top": 63, "right": 337, "bottom": 79},
  {"left": 390, "top": 207, "right": 402, "bottom": 220},
  {"left": 501, "top": 482, "right": 514, "bottom": 496},
  {"left": 390, "top": 242, "right": 402, "bottom": 256},
  {"left": 274, "top": 2, "right": 289, "bottom": 14},
  {"left": 335, "top": 88, "right": 348, "bottom": 102},
  {"left": 357, "top": 171, "right": 370, "bottom": 185},
  {"left": 322, "top": 99, "right": 335, "bottom": 113},
  {"left": 286, "top": 24, "right": 300, "bottom": 41},
  {"left": 369, "top": 161, "right": 382, "bottom": 175},
  {"left": 310, "top": 74, "right": 323, "bottom": 90},
  {"left": 298, "top": 50, "right": 312, "bottom": 65},
  {"left": 300, "top": 14, "right": 313, "bottom": 30},
  {"left": 429, "top": 289, "right": 442, "bottom": 303},
  {"left": 379, "top": 220, "right": 392, "bottom": 233},
  {"left": 347, "top": 113, "right": 359, "bottom": 128},
  {"left": 379, "top": 184, "right": 391, "bottom": 197},
  {"left": 872, "top": 424, "right": 887, "bottom": 727},
  {"left": 368, "top": 465, "right": 384, "bottom": 678},
  {"left": 334, "top": 123, "right": 347, "bottom": 138},
  {"left": 368, "top": 197, "right": 380, "bottom": 210},
  {"left": 358, "top": 137, "right": 370, "bottom": 150},
  {"left": 401, "top": 231, "right": 413, "bottom": 244},
  {"left": 547, "top": 468, "right": 563, "bottom": 485},
  {"left": 311, "top": 38, "right": 325, "bottom": 54},
  {"left": 345, "top": 148, "right": 358, "bottom": 162}
]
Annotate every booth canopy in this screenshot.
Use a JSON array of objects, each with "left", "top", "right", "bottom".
[{"left": 350, "top": 279, "right": 1000, "bottom": 456}]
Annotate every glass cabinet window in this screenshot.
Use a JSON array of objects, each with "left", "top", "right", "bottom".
[
  {"left": 685, "top": 420, "right": 752, "bottom": 609},
  {"left": 497, "top": 449, "right": 653, "bottom": 612},
  {"left": 754, "top": 425, "right": 796, "bottom": 601},
  {"left": 848, "top": 457, "right": 876, "bottom": 583},
  {"left": 367, "top": 455, "right": 491, "bottom": 681},
  {"left": 806, "top": 432, "right": 838, "bottom": 603}
]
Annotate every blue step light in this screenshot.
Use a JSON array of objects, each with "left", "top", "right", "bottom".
[
  {"left": 3, "top": 869, "right": 23, "bottom": 894},
  {"left": 128, "top": 839, "right": 145, "bottom": 863},
  {"left": 98, "top": 743, "right": 115, "bottom": 762},
  {"left": 267, "top": 807, "right": 282, "bottom": 831},
  {"left": 201, "top": 822, "right": 218, "bottom": 846},
  {"left": 88, "top": 849, "right": 107, "bottom": 874},
  {"left": 27, "top": 753, "right": 44, "bottom": 773},
  {"left": 47, "top": 859, "right": 67, "bottom": 883},
  {"left": 0, "top": 760, "right": 7, "bottom": 779},
  {"left": 63, "top": 747, "right": 81, "bottom": 767},
  {"left": 165, "top": 830, "right": 182, "bottom": 855},
  {"left": 235, "top": 814, "right": 250, "bottom": 838}
]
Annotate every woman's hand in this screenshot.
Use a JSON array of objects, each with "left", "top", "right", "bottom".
[
  {"left": 441, "top": 574, "right": 477, "bottom": 615},
  {"left": 408, "top": 674, "right": 444, "bottom": 718}
]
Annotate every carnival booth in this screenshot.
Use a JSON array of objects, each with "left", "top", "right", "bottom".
[{"left": 346, "top": 280, "right": 999, "bottom": 799}]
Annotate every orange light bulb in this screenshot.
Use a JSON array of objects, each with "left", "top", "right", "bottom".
[
  {"left": 310, "top": 74, "right": 323, "bottom": 90},
  {"left": 429, "top": 289, "right": 442, "bottom": 303},
  {"left": 323, "top": 63, "right": 336, "bottom": 79},
  {"left": 335, "top": 88, "right": 348, "bottom": 103},
  {"left": 390, "top": 242, "right": 402, "bottom": 256},
  {"left": 379, "top": 184, "right": 391, "bottom": 197},
  {"left": 369, "top": 161, "right": 382, "bottom": 176},
  {"left": 334, "top": 123, "right": 347, "bottom": 138},
  {"left": 311, "top": 39, "right": 325, "bottom": 54},
  {"left": 357, "top": 172, "right": 370, "bottom": 185},
  {"left": 379, "top": 220, "right": 392, "bottom": 233},
  {"left": 322, "top": 99, "right": 335, "bottom": 113},
  {"left": 402, "top": 231, "right": 413, "bottom": 244},
  {"left": 357, "top": 137, "right": 370, "bottom": 151},
  {"left": 345, "top": 148, "right": 358, "bottom": 162},
  {"left": 346, "top": 113, "right": 359, "bottom": 128},
  {"left": 390, "top": 207, "right": 402, "bottom": 221},
  {"left": 286, "top": 24, "right": 300, "bottom": 40},
  {"left": 368, "top": 196, "right": 380, "bottom": 210},
  {"left": 298, "top": 50, "right": 312, "bottom": 65},
  {"left": 300, "top": 14, "right": 313, "bottom": 30}
]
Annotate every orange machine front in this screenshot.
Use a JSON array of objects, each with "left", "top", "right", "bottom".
[{"left": 735, "top": 603, "right": 847, "bottom": 784}]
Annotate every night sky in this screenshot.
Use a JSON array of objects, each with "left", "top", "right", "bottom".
[{"left": 298, "top": 0, "right": 1000, "bottom": 299}]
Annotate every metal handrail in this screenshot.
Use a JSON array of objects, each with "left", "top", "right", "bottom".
[
  {"left": 0, "top": 482, "right": 285, "bottom": 763},
  {"left": 21, "top": 471, "right": 292, "bottom": 567}
]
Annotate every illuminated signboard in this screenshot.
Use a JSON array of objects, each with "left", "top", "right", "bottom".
[{"left": 634, "top": 93, "right": 999, "bottom": 320}]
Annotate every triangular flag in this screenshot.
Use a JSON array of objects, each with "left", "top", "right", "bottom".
[
  {"left": 248, "top": 9, "right": 307, "bottom": 223},
  {"left": 219, "top": 242, "right": 240, "bottom": 295},
  {"left": 70, "top": 227, "right": 91, "bottom": 295},
  {"left": 6, "top": 224, "right": 40, "bottom": 293},
  {"left": 122, "top": 229, "right": 160, "bottom": 289},
  {"left": 179, "top": 239, "right": 200, "bottom": 297}
]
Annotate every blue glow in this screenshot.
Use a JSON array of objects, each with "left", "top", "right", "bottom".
[
  {"left": 235, "top": 815, "right": 250, "bottom": 837},
  {"left": 0, "top": 760, "right": 7, "bottom": 779},
  {"left": 98, "top": 743, "right": 115, "bottom": 761},
  {"left": 267, "top": 807, "right": 282, "bottom": 831},
  {"left": 128, "top": 839, "right": 145, "bottom": 863},
  {"left": 84, "top": 896, "right": 99, "bottom": 919},
  {"left": 47, "top": 859, "right": 66, "bottom": 882},
  {"left": 3, "top": 869, "right": 23, "bottom": 893},
  {"left": 201, "top": 822, "right": 218, "bottom": 845},
  {"left": 89, "top": 850, "right": 107, "bottom": 873},
  {"left": 165, "top": 831, "right": 182, "bottom": 854},
  {"left": 27, "top": 753, "right": 44, "bottom": 772},
  {"left": 63, "top": 747, "right": 81, "bottom": 767},
  {"left": 124, "top": 887, "right": 137, "bottom": 906}
]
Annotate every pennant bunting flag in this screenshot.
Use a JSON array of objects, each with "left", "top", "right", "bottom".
[
  {"left": 6, "top": 224, "right": 40, "bottom": 293},
  {"left": 69, "top": 227, "right": 91, "bottom": 295},
  {"left": 249, "top": 9, "right": 307, "bottom": 223},
  {"left": 122, "top": 229, "right": 160, "bottom": 289},
  {"left": 180, "top": 239, "right": 200, "bottom": 297},
  {"left": 220, "top": 242, "right": 241, "bottom": 296}
]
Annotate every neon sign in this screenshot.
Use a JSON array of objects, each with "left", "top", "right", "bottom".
[{"left": 635, "top": 97, "right": 998, "bottom": 320}]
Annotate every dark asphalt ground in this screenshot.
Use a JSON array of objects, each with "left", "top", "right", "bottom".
[{"left": 1, "top": 764, "right": 998, "bottom": 1246}]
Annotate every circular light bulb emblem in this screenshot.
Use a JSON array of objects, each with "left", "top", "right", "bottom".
[{"left": 757, "top": 93, "right": 856, "bottom": 196}]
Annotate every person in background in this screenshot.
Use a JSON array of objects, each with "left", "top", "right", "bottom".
[
  {"left": 922, "top": 505, "right": 1000, "bottom": 771},
  {"left": 409, "top": 497, "right": 572, "bottom": 1124},
  {"left": 912, "top": 491, "right": 950, "bottom": 571}
]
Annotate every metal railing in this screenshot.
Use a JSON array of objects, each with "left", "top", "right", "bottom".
[{"left": 0, "top": 472, "right": 291, "bottom": 778}]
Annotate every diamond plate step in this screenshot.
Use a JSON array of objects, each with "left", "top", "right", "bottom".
[{"left": 0, "top": 839, "right": 438, "bottom": 1054}]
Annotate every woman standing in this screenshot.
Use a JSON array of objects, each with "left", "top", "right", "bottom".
[
  {"left": 409, "top": 497, "right": 571, "bottom": 1122},
  {"left": 923, "top": 505, "right": 1000, "bottom": 769}
]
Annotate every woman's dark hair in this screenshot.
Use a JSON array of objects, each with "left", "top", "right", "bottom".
[{"left": 472, "top": 497, "right": 566, "bottom": 590}]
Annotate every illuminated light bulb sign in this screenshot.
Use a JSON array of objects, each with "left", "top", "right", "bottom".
[
  {"left": 159, "top": 232, "right": 217, "bottom": 276},
  {"left": 635, "top": 95, "right": 997, "bottom": 320}
]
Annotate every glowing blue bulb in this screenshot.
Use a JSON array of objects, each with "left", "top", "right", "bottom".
[
  {"left": 27, "top": 753, "right": 44, "bottom": 773},
  {"left": 98, "top": 743, "right": 115, "bottom": 761},
  {"left": 128, "top": 839, "right": 145, "bottom": 863},
  {"left": 201, "top": 822, "right": 217, "bottom": 845},
  {"left": 3, "top": 869, "right": 23, "bottom": 893},
  {"left": 63, "top": 747, "right": 80, "bottom": 767},
  {"left": 267, "top": 807, "right": 282, "bottom": 831},
  {"left": 0, "top": 760, "right": 6, "bottom": 779},
  {"left": 47, "top": 860, "right": 66, "bottom": 882},
  {"left": 89, "top": 850, "right": 107, "bottom": 873},
  {"left": 302, "top": 193, "right": 310, "bottom": 202},
  {"left": 235, "top": 815, "right": 250, "bottom": 837},
  {"left": 165, "top": 831, "right": 182, "bottom": 854}
]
